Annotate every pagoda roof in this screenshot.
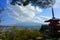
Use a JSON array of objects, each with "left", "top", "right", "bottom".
[{"left": 45, "top": 18, "right": 60, "bottom": 22}]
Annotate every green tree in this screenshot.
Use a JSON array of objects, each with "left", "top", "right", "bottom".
[
  {"left": 10, "top": 0, "right": 56, "bottom": 8},
  {"left": 3, "top": 27, "right": 43, "bottom": 40},
  {"left": 40, "top": 25, "right": 49, "bottom": 32}
]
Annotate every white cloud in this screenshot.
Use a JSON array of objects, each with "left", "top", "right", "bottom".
[
  {"left": 6, "top": 0, "right": 60, "bottom": 24},
  {"left": 53, "top": 0, "right": 60, "bottom": 8},
  {"left": 5, "top": 4, "right": 43, "bottom": 23},
  {"left": 3, "top": 3, "right": 52, "bottom": 24},
  {"left": 1, "top": 0, "right": 53, "bottom": 25},
  {"left": 0, "top": 0, "right": 53, "bottom": 25},
  {"left": 40, "top": 15, "right": 51, "bottom": 19},
  {"left": 29, "top": 15, "right": 51, "bottom": 24}
]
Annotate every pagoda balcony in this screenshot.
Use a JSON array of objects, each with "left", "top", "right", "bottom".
[{"left": 49, "top": 26, "right": 60, "bottom": 30}]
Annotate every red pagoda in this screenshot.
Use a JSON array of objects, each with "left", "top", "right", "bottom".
[{"left": 44, "top": 7, "right": 60, "bottom": 40}]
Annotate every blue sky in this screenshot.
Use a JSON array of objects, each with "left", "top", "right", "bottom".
[{"left": 0, "top": 0, "right": 60, "bottom": 26}]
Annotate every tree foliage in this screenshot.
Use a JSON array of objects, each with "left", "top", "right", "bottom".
[
  {"left": 0, "top": 27, "right": 43, "bottom": 40},
  {"left": 10, "top": 0, "right": 56, "bottom": 8},
  {"left": 40, "top": 25, "right": 49, "bottom": 32}
]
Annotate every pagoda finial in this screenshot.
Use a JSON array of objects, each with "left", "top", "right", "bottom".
[{"left": 52, "top": 7, "right": 55, "bottom": 19}]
